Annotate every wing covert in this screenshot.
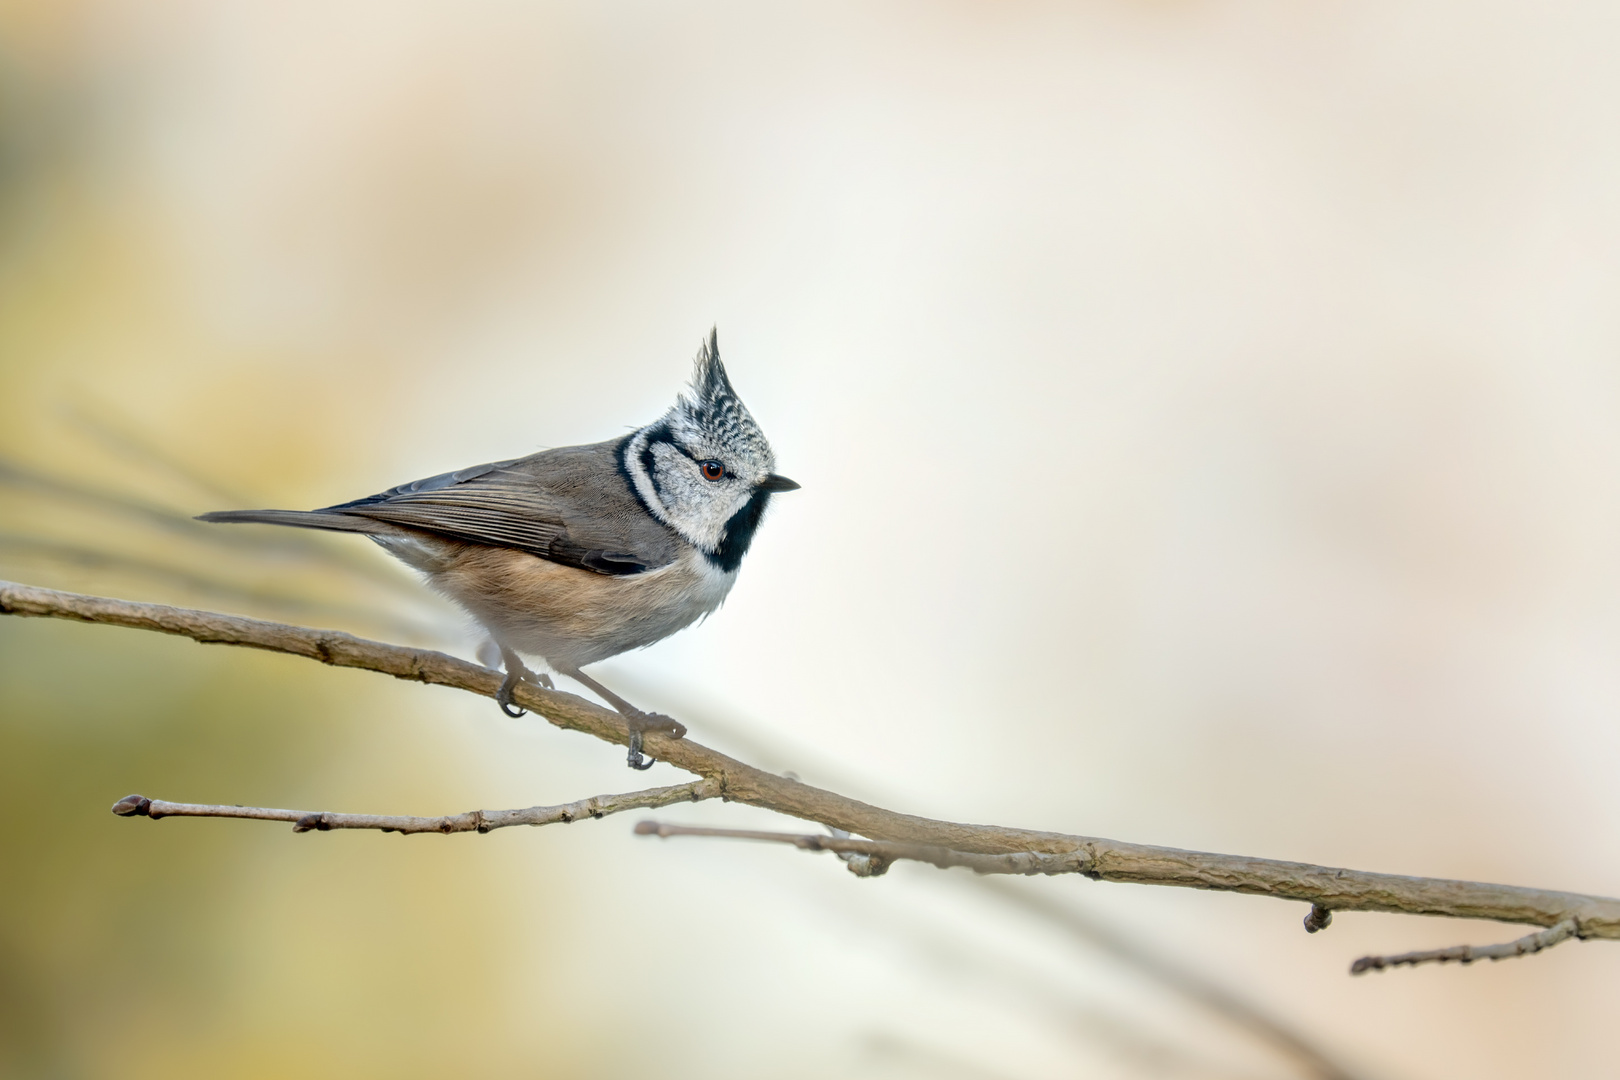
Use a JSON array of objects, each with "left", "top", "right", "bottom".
[{"left": 322, "top": 448, "right": 676, "bottom": 575}]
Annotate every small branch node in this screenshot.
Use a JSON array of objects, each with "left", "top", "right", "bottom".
[
  {"left": 821, "top": 826, "right": 887, "bottom": 876},
  {"left": 1304, "top": 904, "right": 1333, "bottom": 933},
  {"left": 293, "top": 813, "right": 328, "bottom": 833},
  {"left": 842, "top": 853, "right": 893, "bottom": 878}
]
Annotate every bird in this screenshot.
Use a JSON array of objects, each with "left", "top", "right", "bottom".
[{"left": 199, "top": 330, "right": 798, "bottom": 769}]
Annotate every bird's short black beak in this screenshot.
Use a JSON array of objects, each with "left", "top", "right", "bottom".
[{"left": 759, "top": 474, "right": 801, "bottom": 492}]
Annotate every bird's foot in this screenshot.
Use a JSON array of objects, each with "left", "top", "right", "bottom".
[
  {"left": 623, "top": 710, "right": 687, "bottom": 771},
  {"left": 495, "top": 650, "right": 553, "bottom": 718}
]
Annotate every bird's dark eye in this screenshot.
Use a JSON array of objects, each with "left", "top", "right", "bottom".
[{"left": 699, "top": 460, "right": 726, "bottom": 481}]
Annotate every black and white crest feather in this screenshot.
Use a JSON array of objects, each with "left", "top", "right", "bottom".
[
  {"left": 619, "top": 330, "right": 781, "bottom": 568},
  {"left": 667, "top": 329, "right": 774, "bottom": 471}
]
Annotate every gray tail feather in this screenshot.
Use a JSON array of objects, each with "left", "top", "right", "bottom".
[{"left": 196, "top": 509, "right": 392, "bottom": 535}]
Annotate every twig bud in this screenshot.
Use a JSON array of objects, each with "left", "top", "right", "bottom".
[{"left": 111, "top": 795, "right": 152, "bottom": 817}]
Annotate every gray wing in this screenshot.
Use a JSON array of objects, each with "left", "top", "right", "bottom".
[{"left": 322, "top": 440, "right": 679, "bottom": 575}]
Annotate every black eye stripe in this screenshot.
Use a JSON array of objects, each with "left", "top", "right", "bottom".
[{"left": 663, "top": 438, "right": 698, "bottom": 463}]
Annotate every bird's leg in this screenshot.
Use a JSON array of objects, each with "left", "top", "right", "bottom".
[
  {"left": 495, "top": 646, "right": 552, "bottom": 718},
  {"left": 556, "top": 666, "right": 686, "bottom": 770}
]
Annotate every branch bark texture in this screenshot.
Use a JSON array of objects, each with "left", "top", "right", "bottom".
[{"left": 5, "top": 579, "right": 1619, "bottom": 941}]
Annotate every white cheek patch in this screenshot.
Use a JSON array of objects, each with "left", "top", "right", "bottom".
[{"left": 647, "top": 442, "right": 753, "bottom": 554}]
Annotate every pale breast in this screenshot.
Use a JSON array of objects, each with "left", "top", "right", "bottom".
[{"left": 426, "top": 542, "right": 737, "bottom": 669}]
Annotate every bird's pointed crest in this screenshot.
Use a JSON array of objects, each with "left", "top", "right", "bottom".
[
  {"left": 688, "top": 328, "right": 735, "bottom": 411},
  {"left": 667, "top": 329, "right": 774, "bottom": 470},
  {"left": 617, "top": 329, "right": 787, "bottom": 565}
]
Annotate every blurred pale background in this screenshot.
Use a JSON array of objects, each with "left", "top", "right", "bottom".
[{"left": 3, "top": 2, "right": 1619, "bottom": 1078}]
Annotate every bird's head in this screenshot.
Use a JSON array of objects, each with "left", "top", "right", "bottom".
[{"left": 623, "top": 330, "right": 798, "bottom": 571}]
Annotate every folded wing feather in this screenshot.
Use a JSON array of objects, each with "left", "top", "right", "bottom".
[{"left": 319, "top": 443, "right": 678, "bottom": 576}]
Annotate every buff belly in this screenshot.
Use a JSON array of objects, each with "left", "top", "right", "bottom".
[{"left": 413, "top": 541, "right": 738, "bottom": 670}]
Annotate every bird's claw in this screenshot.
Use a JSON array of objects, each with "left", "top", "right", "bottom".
[
  {"left": 496, "top": 667, "right": 526, "bottom": 717},
  {"left": 495, "top": 652, "right": 552, "bottom": 718},
  {"left": 624, "top": 711, "right": 686, "bottom": 770},
  {"left": 627, "top": 729, "right": 655, "bottom": 770}
]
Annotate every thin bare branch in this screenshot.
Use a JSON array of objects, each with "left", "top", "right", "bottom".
[
  {"left": 110, "top": 780, "right": 717, "bottom": 835},
  {"left": 1350, "top": 919, "right": 1580, "bottom": 975},
  {"left": 5, "top": 580, "right": 1620, "bottom": 948}
]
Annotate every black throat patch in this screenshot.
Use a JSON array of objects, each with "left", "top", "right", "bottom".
[{"left": 708, "top": 489, "right": 772, "bottom": 573}]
